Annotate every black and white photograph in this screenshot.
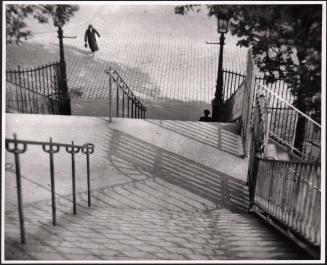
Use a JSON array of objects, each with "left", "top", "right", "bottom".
[{"left": 1, "top": 1, "right": 325, "bottom": 263}]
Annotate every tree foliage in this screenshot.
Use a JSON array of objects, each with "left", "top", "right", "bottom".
[
  {"left": 175, "top": 5, "right": 322, "bottom": 122},
  {"left": 6, "top": 4, "right": 79, "bottom": 44}
]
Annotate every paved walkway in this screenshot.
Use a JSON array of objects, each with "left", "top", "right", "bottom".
[
  {"left": 4, "top": 114, "right": 310, "bottom": 261},
  {"left": 5, "top": 200, "right": 309, "bottom": 260},
  {"left": 6, "top": 5, "right": 248, "bottom": 105}
]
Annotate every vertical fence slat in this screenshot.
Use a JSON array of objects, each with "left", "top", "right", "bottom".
[{"left": 253, "top": 159, "right": 320, "bottom": 246}]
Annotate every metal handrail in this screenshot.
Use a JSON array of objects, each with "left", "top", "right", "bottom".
[
  {"left": 6, "top": 79, "right": 60, "bottom": 98},
  {"left": 256, "top": 82, "right": 321, "bottom": 127},
  {"left": 6, "top": 62, "right": 60, "bottom": 74},
  {"left": 107, "top": 68, "right": 147, "bottom": 110},
  {"left": 6, "top": 63, "right": 62, "bottom": 114},
  {"left": 256, "top": 82, "right": 321, "bottom": 161},
  {"left": 6, "top": 63, "right": 61, "bottom": 98},
  {"left": 5, "top": 134, "right": 95, "bottom": 244},
  {"left": 222, "top": 69, "right": 245, "bottom": 102},
  {"left": 6, "top": 82, "right": 61, "bottom": 115},
  {"left": 105, "top": 68, "right": 147, "bottom": 120}
]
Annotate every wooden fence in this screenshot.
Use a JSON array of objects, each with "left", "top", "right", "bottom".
[{"left": 253, "top": 158, "right": 321, "bottom": 247}]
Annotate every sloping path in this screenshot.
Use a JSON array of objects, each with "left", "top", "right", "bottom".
[
  {"left": 4, "top": 114, "right": 310, "bottom": 260},
  {"left": 6, "top": 5, "right": 248, "bottom": 105}
]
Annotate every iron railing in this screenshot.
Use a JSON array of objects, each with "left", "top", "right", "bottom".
[
  {"left": 220, "top": 50, "right": 256, "bottom": 156},
  {"left": 222, "top": 72, "right": 291, "bottom": 106},
  {"left": 5, "top": 134, "right": 95, "bottom": 244},
  {"left": 220, "top": 49, "right": 321, "bottom": 257},
  {"left": 6, "top": 63, "right": 61, "bottom": 114},
  {"left": 256, "top": 82, "right": 321, "bottom": 161},
  {"left": 250, "top": 157, "right": 321, "bottom": 256},
  {"left": 221, "top": 53, "right": 321, "bottom": 162},
  {"left": 6, "top": 81, "right": 60, "bottom": 114},
  {"left": 6, "top": 63, "right": 61, "bottom": 97},
  {"left": 106, "top": 68, "right": 147, "bottom": 121},
  {"left": 255, "top": 77, "right": 294, "bottom": 104},
  {"left": 222, "top": 69, "right": 245, "bottom": 102},
  {"left": 246, "top": 87, "right": 321, "bottom": 258}
]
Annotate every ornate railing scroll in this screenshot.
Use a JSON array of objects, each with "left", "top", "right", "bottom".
[{"left": 5, "top": 134, "right": 95, "bottom": 244}]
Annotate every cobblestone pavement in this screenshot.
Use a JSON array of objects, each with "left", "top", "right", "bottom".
[{"left": 6, "top": 5, "right": 248, "bottom": 105}]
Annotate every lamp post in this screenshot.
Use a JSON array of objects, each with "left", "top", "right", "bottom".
[
  {"left": 54, "top": 16, "right": 71, "bottom": 115},
  {"left": 211, "top": 15, "right": 230, "bottom": 122}
]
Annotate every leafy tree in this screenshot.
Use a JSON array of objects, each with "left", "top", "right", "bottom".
[
  {"left": 175, "top": 5, "right": 322, "bottom": 153},
  {"left": 6, "top": 4, "right": 79, "bottom": 44}
]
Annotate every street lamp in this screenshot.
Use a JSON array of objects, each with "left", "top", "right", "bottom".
[
  {"left": 54, "top": 16, "right": 71, "bottom": 115},
  {"left": 211, "top": 15, "right": 230, "bottom": 122}
]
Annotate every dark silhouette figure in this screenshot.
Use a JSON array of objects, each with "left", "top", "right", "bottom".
[
  {"left": 84, "top": 24, "right": 100, "bottom": 56},
  {"left": 199, "top": 109, "right": 213, "bottom": 122}
]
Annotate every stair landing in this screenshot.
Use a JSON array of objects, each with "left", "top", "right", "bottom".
[{"left": 4, "top": 114, "right": 310, "bottom": 260}]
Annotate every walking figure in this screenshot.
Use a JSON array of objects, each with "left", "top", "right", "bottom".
[
  {"left": 199, "top": 109, "right": 213, "bottom": 122},
  {"left": 84, "top": 24, "right": 100, "bottom": 56}
]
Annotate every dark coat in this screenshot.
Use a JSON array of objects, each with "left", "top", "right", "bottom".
[
  {"left": 84, "top": 28, "right": 100, "bottom": 52},
  {"left": 199, "top": 116, "right": 213, "bottom": 122}
]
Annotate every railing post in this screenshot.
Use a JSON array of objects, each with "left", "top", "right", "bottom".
[
  {"left": 108, "top": 68, "right": 112, "bottom": 122},
  {"left": 17, "top": 65, "right": 26, "bottom": 112},
  {"left": 66, "top": 141, "right": 80, "bottom": 215},
  {"left": 249, "top": 156, "right": 259, "bottom": 211},
  {"left": 122, "top": 91, "right": 125, "bottom": 118},
  {"left": 264, "top": 113, "right": 271, "bottom": 157},
  {"left": 5, "top": 134, "right": 27, "bottom": 244},
  {"left": 131, "top": 97, "right": 134, "bottom": 118},
  {"left": 42, "top": 138, "right": 60, "bottom": 226},
  {"left": 82, "top": 143, "right": 95, "bottom": 207},
  {"left": 116, "top": 80, "right": 119, "bottom": 117}
]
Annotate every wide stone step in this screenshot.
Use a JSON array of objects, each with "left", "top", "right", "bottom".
[{"left": 5, "top": 201, "right": 310, "bottom": 260}]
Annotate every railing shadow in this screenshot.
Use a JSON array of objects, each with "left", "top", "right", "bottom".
[
  {"left": 146, "top": 120, "right": 242, "bottom": 157},
  {"left": 5, "top": 123, "right": 310, "bottom": 260},
  {"left": 97, "top": 124, "right": 249, "bottom": 213}
]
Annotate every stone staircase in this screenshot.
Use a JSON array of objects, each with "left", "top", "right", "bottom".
[
  {"left": 5, "top": 199, "right": 309, "bottom": 260},
  {"left": 4, "top": 114, "right": 311, "bottom": 261}
]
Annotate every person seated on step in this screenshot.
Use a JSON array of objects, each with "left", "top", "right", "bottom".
[{"left": 199, "top": 109, "right": 213, "bottom": 122}]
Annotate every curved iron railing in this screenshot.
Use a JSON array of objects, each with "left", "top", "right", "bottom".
[
  {"left": 6, "top": 81, "right": 60, "bottom": 114},
  {"left": 222, "top": 69, "right": 245, "bottom": 102},
  {"left": 6, "top": 63, "right": 62, "bottom": 114},
  {"left": 5, "top": 134, "right": 95, "bottom": 244},
  {"left": 6, "top": 63, "right": 61, "bottom": 98},
  {"left": 105, "top": 68, "right": 147, "bottom": 121}
]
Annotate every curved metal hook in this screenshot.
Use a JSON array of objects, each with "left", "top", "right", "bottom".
[
  {"left": 66, "top": 141, "right": 80, "bottom": 154},
  {"left": 82, "top": 143, "right": 95, "bottom": 154},
  {"left": 6, "top": 134, "right": 27, "bottom": 154},
  {"left": 42, "top": 138, "right": 60, "bottom": 153}
]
